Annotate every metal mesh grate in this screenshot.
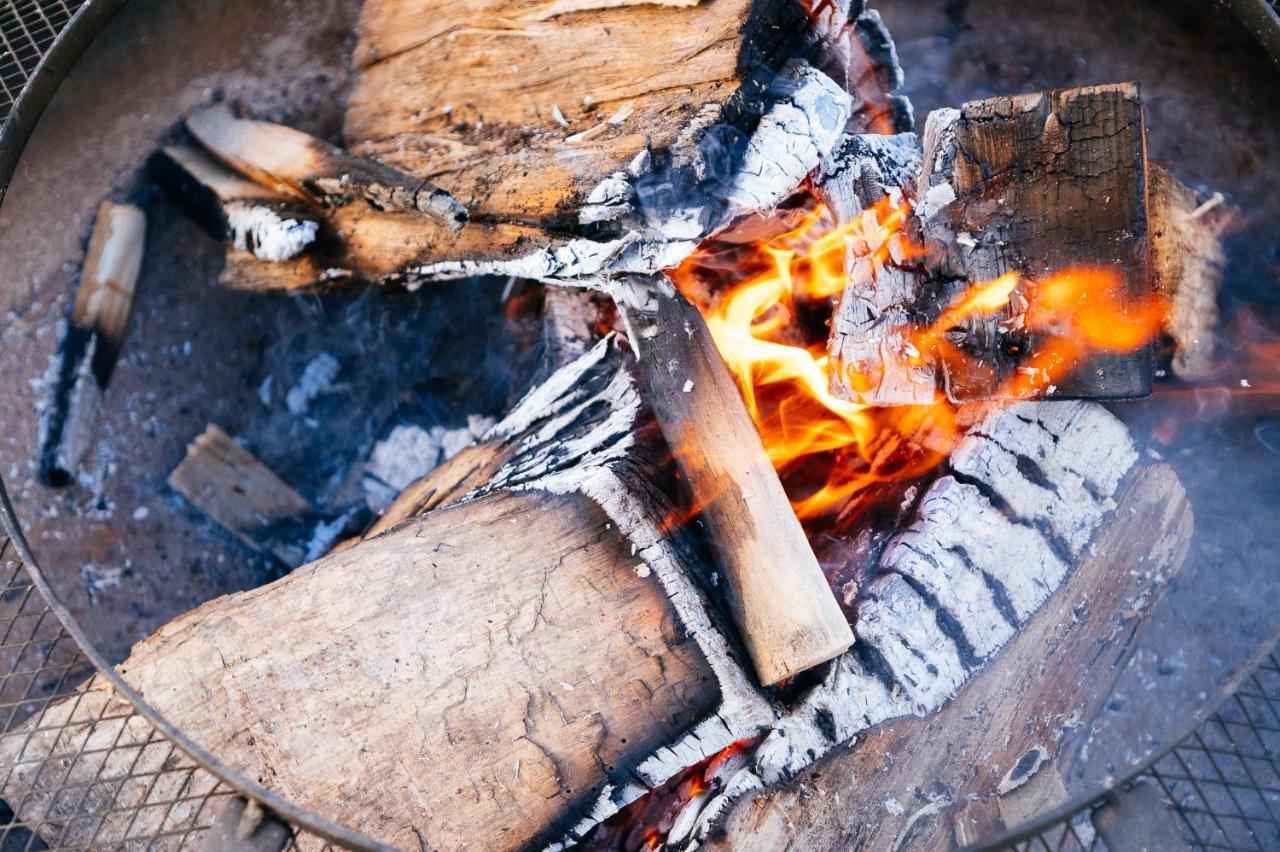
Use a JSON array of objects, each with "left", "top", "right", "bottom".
[
  {"left": 0, "top": 1, "right": 84, "bottom": 123},
  {"left": 990, "top": 639, "right": 1280, "bottom": 852}
]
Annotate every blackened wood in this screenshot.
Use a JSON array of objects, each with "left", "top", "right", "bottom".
[
  {"left": 38, "top": 201, "right": 146, "bottom": 486},
  {"left": 150, "top": 144, "right": 319, "bottom": 262},
  {"left": 917, "top": 83, "right": 1153, "bottom": 402}
]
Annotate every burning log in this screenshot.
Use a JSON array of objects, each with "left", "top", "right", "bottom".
[
  {"left": 38, "top": 201, "right": 146, "bottom": 486},
  {"left": 167, "top": 424, "right": 314, "bottom": 567},
  {"left": 915, "top": 83, "right": 1155, "bottom": 402},
  {"left": 825, "top": 83, "right": 1207, "bottom": 406},
  {"left": 617, "top": 274, "right": 852, "bottom": 686},
  {"left": 711, "top": 462, "right": 1191, "bottom": 850},
  {"left": 150, "top": 144, "right": 319, "bottom": 263}
]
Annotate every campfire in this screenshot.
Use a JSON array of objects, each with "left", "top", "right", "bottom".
[{"left": 7, "top": 0, "right": 1245, "bottom": 849}]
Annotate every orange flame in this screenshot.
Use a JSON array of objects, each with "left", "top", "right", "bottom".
[{"left": 672, "top": 197, "right": 1170, "bottom": 523}]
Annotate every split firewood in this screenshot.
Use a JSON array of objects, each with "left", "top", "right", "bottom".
[
  {"left": 168, "top": 424, "right": 314, "bottom": 567},
  {"left": 1148, "top": 163, "right": 1232, "bottom": 378},
  {"left": 617, "top": 274, "right": 853, "bottom": 686},
  {"left": 914, "top": 83, "right": 1154, "bottom": 402},
  {"left": 150, "top": 144, "right": 320, "bottom": 263},
  {"left": 172, "top": 0, "right": 910, "bottom": 293},
  {"left": 38, "top": 201, "right": 146, "bottom": 486},
  {"left": 818, "top": 131, "right": 934, "bottom": 405},
  {"left": 712, "top": 461, "right": 1192, "bottom": 850},
  {"left": 186, "top": 106, "right": 467, "bottom": 229},
  {"left": 572, "top": 400, "right": 1183, "bottom": 849},
  {"left": 0, "top": 339, "right": 763, "bottom": 851}
]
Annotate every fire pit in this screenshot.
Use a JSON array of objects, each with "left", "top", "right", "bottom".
[{"left": 0, "top": 0, "right": 1278, "bottom": 850}]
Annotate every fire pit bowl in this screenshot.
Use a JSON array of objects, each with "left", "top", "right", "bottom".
[{"left": 0, "top": 0, "right": 1278, "bottom": 849}]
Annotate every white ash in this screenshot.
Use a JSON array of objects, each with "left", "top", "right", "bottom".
[
  {"left": 81, "top": 562, "right": 124, "bottom": 605},
  {"left": 285, "top": 353, "right": 340, "bottom": 415},
  {"left": 225, "top": 202, "right": 319, "bottom": 262},
  {"left": 362, "top": 418, "right": 495, "bottom": 513}
]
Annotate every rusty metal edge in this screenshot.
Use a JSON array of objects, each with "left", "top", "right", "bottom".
[
  {"left": 0, "top": 2, "right": 390, "bottom": 849},
  {"left": 1221, "top": 0, "right": 1280, "bottom": 69}
]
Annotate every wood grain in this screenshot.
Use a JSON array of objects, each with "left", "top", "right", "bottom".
[
  {"left": 712, "top": 462, "right": 1192, "bottom": 850},
  {"left": 620, "top": 276, "right": 852, "bottom": 686}
]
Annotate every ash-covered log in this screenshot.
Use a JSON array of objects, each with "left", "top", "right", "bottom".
[{"left": 38, "top": 201, "right": 146, "bottom": 486}]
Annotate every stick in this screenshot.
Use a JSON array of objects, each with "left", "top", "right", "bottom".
[
  {"left": 616, "top": 274, "right": 853, "bottom": 686},
  {"left": 38, "top": 201, "right": 146, "bottom": 486},
  {"left": 186, "top": 106, "right": 467, "bottom": 230}
]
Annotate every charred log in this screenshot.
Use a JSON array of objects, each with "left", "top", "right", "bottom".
[{"left": 38, "top": 201, "right": 145, "bottom": 486}]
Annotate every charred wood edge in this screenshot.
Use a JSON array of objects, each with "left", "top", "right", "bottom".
[
  {"left": 1148, "top": 164, "right": 1232, "bottom": 379},
  {"left": 185, "top": 105, "right": 467, "bottom": 231},
  {"left": 817, "top": 131, "right": 936, "bottom": 406},
  {"left": 38, "top": 200, "right": 145, "bottom": 487},
  {"left": 613, "top": 273, "right": 853, "bottom": 687},
  {"left": 184, "top": 4, "right": 911, "bottom": 292},
  {"left": 916, "top": 85, "right": 1153, "bottom": 402},
  {"left": 167, "top": 424, "right": 317, "bottom": 568},
  {"left": 551, "top": 400, "right": 1143, "bottom": 849},
  {"left": 149, "top": 145, "right": 320, "bottom": 262}
]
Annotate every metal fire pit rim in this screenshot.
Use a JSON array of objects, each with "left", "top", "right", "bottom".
[
  {"left": 964, "top": 622, "right": 1280, "bottom": 851},
  {"left": 2, "top": 1, "right": 1279, "bottom": 850},
  {"left": 0, "top": 2, "right": 387, "bottom": 849}
]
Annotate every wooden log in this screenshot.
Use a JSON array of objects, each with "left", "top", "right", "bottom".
[
  {"left": 167, "top": 424, "right": 314, "bottom": 567},
  {"left": 706, "top": 461, "right": 1192, "bottom": 850},
  {"left": 150, "top": 144, "right": 320, "bottom": 263},
  {"left": 197, "top": 0, "right": 913, "bottom": 292},
  {"left": 0, "top": 339, "right": 768, "bottom": 851},
  {"left": 38, "top": 201, "right": 146, "bottom": 486},
  {"left": 819, "top": 131, "right": 936, "bottom": 406},
  {"left": 617, "top": 274, "right": 853, "bottom": 686},
  {"left": 186, "top": 106, "right": 467, "bottom": 229},
  {"left": 915, "top": 83, "right": 1154, "bottom": 402},
  {"left": 574, "top": 400, "right": 1177, "bottom": 849},
  {"left": 1148, "top": 164, "right": 1231, "bottom": 379}
]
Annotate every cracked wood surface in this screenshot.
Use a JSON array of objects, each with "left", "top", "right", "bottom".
[
  {"left": 711, "top": 461, "right": 1191, "bottom": 850},
  {"left": 0, "top": 340, "right": 728, "bottom": 851},
  {"left": 916, "top": 83, "right": 1153, "bottom": 402}
]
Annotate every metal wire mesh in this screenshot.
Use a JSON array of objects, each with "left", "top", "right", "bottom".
[
  {"left": 0, "top": 0, "right": 83, "bottom": 122},
  {"left": 990, "top": 640, "right": 1280, "bottom": 852}
]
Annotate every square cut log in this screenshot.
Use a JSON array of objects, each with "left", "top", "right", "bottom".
[{"left": 916, "top": 83, "right": 1153, "bottom": 402}]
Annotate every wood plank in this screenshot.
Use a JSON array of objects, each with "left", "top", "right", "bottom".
[{"left": 916, "top": 83, "right": 1154, "bottom": 402}]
